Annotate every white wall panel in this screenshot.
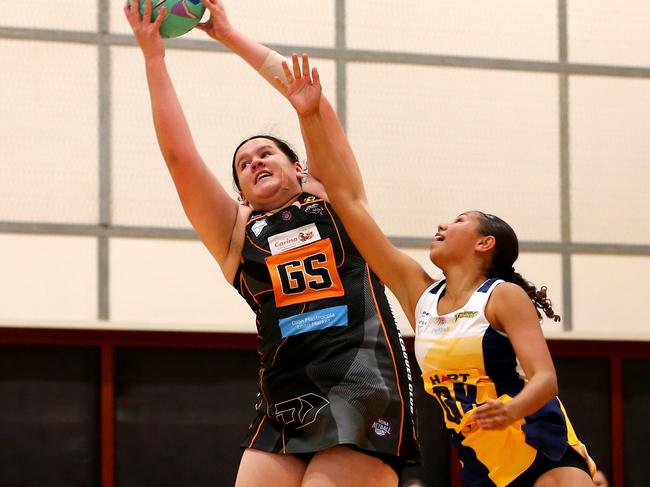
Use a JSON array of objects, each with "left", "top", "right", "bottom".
[
  {"left": 569, "top": 0, "right": 650, "bottom": 67},
  {"left": 570, "top": 76, "right": 650, "bottom": 244},
  {"left": 1, "top": 0, "right": 96, "bottom": 31},
  {"left": 347, "top": 0, "right": 557, "bottom": 60},
  {"left": 348, "top": 63, "right": 560, "bottom": 242},
  {"left": 0, "top": 235, "right": 97, "bottom": 321},
  {"left": 573, "top": 255, "right": 650, "bottom": 339},
  {"left": 111, "top": 46, "right": 335, "bottom": 227},
  {"left": 110, "top": 238, "right": 254, "bottom": 330},
  {"left": 0, "top": 40, "right": 98, "bottom": 223},
  {"left": 2, "top": 2, "right": 649, "bottom": 336},
  {"left": 110, "top": 0, "right": 335, "bottom": 46}
]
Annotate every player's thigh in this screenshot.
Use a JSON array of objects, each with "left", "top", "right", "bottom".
[
  {"left": 235, "top": 448, "right": 307, "bottom": 487},
  {"left": 302, "top": 445, "right": 398, "bottom": 487},
  {"left": 534, "top": 466, "right": 594, "bottom": 487}
]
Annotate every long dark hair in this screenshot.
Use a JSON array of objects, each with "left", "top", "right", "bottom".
[
  {"left": 476, "top": 211, "right": 560, "bottom": 322},
  {"left": 231, "top": 135, "right": 300, "bottom": 191}
]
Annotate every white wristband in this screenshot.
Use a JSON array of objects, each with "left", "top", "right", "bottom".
[{"left": 258, "top": 50, "right": 289, "bottom": 95}]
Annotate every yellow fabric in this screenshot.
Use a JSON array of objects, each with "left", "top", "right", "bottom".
[
  {"left": 460, "top": 396, "right": 537, "bottom": 487},
  {"left": 559, "top": 399, "right": 597, "bottom": 477},
  {"left": 420, "top": 335, "right": 485, "bottom": 371}
]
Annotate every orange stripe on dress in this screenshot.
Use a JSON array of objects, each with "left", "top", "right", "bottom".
[
  {"left": 241, "top": 274, "right": 260, "bottom": 307},
  {"left": 366, "top": 264, "right": 405, "bottom": 455},
  {"left": 253, "top": 289, "right": 274, "bottom": 298},
  {"left": 246, "top": 234, "right": 272, "bottom": 254},
  {"left": 299, "top": 197, "right": 326, "bottom": 206},
  {"left": 270, "top": 300, "right": 304, "bottom": 366},
  {"left": 247, "top": 415, "right": 267, "bottom": 448},
  {"left": 271, "top": 338, "right": 288, "bottom": 367},
  {"left": 247, "top": 213, "right": 270, "bottom": 224}
]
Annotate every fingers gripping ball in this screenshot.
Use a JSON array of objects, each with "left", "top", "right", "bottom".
[{"left": 130, "top": 0, "right": 206, "bottom": 38}]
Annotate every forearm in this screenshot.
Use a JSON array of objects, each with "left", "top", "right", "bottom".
[
  {"left": 145, "top": 56, "right": 200, "bottom": 166},
  {"left": 298, "top": 112, "right": 366, "bottom": 203},
  {"left": 303, "top": 97, "right": 367, "bottom": 200},
  {"left": 219, "top": 27, "right": 269, "bottom": 71},
  {"left": 507, "top": 369, "right": 558, "bottom": 420}
]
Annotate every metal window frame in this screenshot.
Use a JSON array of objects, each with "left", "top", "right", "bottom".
[{"left": 1, "top": 0, "right": 649, "bottom": 328}]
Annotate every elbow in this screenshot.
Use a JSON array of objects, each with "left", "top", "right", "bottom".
[
  {"left": 549, "top": 374, "right": 559, "bottom": 397},
  {"left": 162, "top": 150, "right": 180, "bottom": 168},
  {"left": 329, "top": 189, "right": 365, "bottom": 213},
  {"left": 162, "top": 148, "right": 199, "bottom": 173},
  {"left": 541, "top": 370, "right": 558, "bottom": 398},
  {"left": 327, "top": 180, "right": 366, "bottom": 204}
]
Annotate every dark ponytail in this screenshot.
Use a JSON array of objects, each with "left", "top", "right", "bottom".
[
  {"left": 506, "top": 271, "right": 560, "bottom": 322},
  {"left": 477, "top": 212, "right": 560, "bottom": 322}
]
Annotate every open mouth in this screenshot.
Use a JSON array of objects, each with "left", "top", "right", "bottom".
[
  {"left": 255, "top": 171, "right": 271, "bottom": 183},
  {"left": 434, "top": 233, "right": 445, "bottom": 242}
]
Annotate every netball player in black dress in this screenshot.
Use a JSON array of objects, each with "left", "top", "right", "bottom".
[{"left": 125, "top": 1, "right": 419, "bottom": 485}]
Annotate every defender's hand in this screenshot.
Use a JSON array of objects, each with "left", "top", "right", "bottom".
[{"left": 275, "top": 53, "right": 322, "bottom": 117}]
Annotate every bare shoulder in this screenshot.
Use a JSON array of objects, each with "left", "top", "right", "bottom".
[
  {"left": 491, "top": 281, "right": 529, "bottom": 303},
  {"left": 486, "top": 282, "right": 534, "bottom": 330}
]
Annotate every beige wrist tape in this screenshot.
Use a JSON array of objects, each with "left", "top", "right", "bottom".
[{"left": 258, "top": 50, "right": 289, "bottom": 95}]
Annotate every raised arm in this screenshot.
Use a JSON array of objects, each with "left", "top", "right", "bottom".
[
  {"left": 276, "top": 55, "right": 434, "bottom": 326},
  {"left": 196, "top": 0, "right": 364, "bottom": 198},
  {"left": 125, "top": 0, "right": 245, "bottom": 282}
]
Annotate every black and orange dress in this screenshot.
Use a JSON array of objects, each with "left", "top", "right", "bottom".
[{"left": 234, "top": 192, "right": 420, "bottom": 466}]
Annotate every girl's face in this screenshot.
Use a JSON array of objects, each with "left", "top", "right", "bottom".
[
  {"left": 234, "top": 138, "right": 303, "bottom": 208},
  {"left": 429, "top": 211, "right": 485, "bottom": 267}
]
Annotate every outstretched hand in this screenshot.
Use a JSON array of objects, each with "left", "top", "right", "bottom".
[
  {"left": 123, "top": 0, "right": 166, "bottom": 60},
  {"left": 473, "top": 398, "right": 514, "bottom": 430},
  {"left": 275, "top": 53, "right": 322, "bottom": 117},
  {"left": 195, "top": 0, "right": 234, "bottom": 42}
]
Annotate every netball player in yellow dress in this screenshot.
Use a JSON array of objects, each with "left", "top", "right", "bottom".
[{"left": 276, "top": 54, "right": 596, "bottom": 487}]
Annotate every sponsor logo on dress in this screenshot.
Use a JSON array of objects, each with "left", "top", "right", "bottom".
[
  {"left": 268, "top": 223, "right": 321, "bottom": 255},
  {"left": 281, "top": 210, "right": 292, "bottom": 221},
  {"left": 304, "top": 203, "right": 325, "bottom": 216},
  {"left": 416, "top": 310, "right": 430, "bottom": 331},
  {"left": 423, "top": 369, "right": 480, "bottom": 386},
  {"left": 433, "top": 316, "right": 447, "bottom": 326},
  {"left": 417, "top": 311, "right": 451, "bottom": 336},
  {"left": 251, "top": 219, "right": 268, "bottom": 237},
  {"left": 278, "top": 305, "right": 348, "bottom": 338},
  {"left": 371, "top": 419, "right": 392, "bottom": 437},
  {"left": 454, "top": 311, "right": 478, "bottom": 321},
  {"left": 275, "top": 393, "right": 330, "bottom": 429},
  {"left": 304, "top": 196, "right": 317, "bottom": 202}
]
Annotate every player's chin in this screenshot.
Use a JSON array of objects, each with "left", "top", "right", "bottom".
[
  {"left": 428, "top": 248, "right": 445, "bottom": 267},
  {"left": 250, "top": 180, "right": 282, "bottom": 201}
]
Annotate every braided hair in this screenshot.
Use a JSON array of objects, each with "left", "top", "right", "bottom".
[{"left": 476, "top": 212, "right": 560, "bottom": 322}]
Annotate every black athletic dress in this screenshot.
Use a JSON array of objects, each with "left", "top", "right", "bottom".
[{"left": 234, "top": 193, "right": 420, "bottom": 466}]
